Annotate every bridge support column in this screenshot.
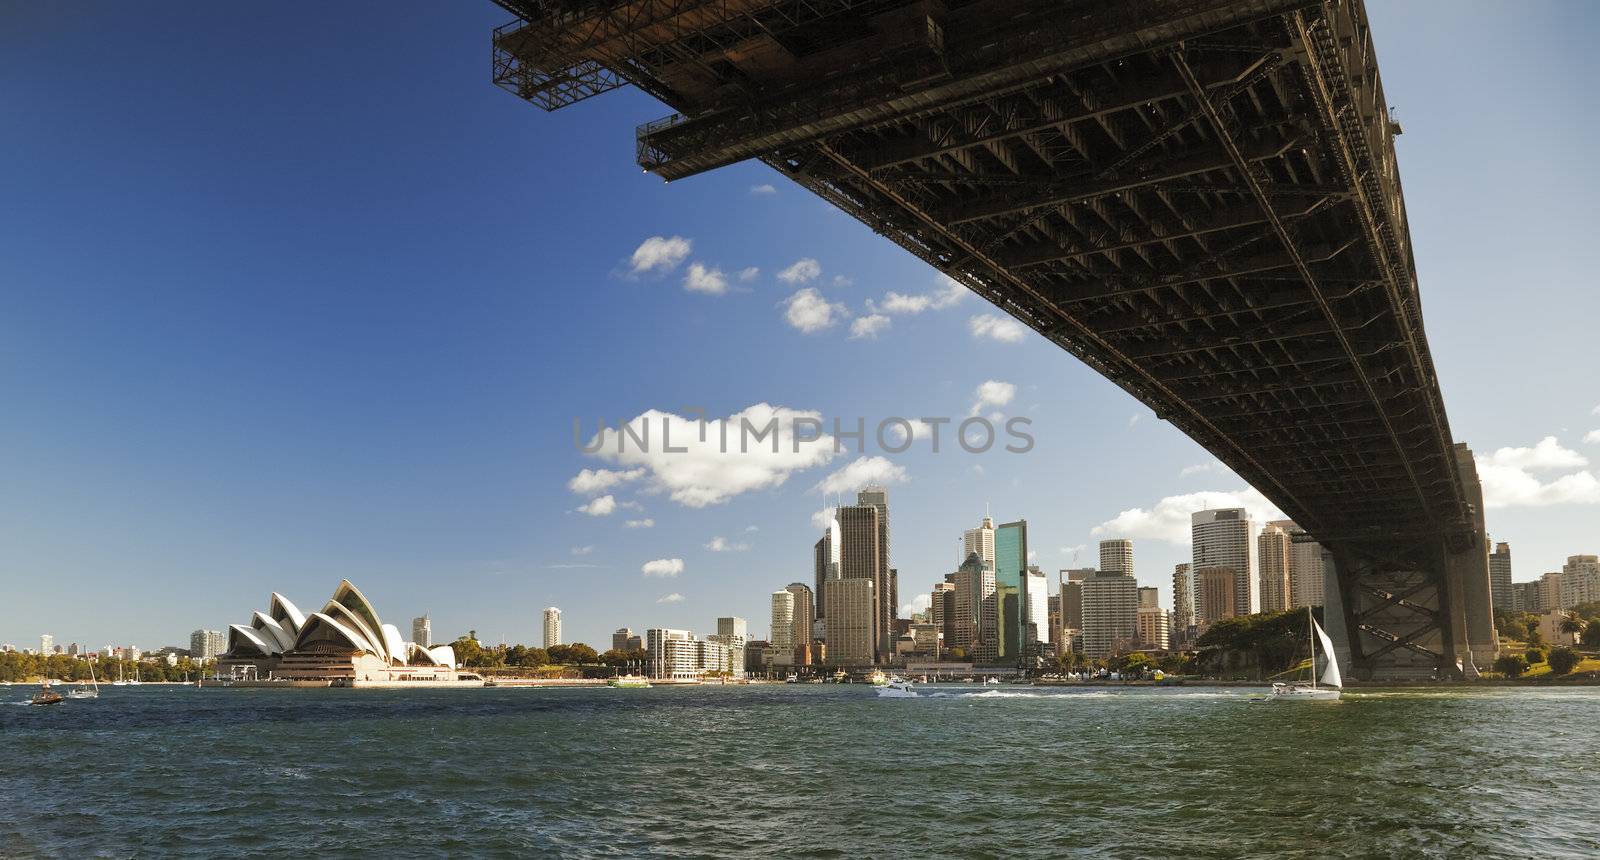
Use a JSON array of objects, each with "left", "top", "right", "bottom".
[{"left": 1450, "top": 444, "right": 1498, "bottom": 674}]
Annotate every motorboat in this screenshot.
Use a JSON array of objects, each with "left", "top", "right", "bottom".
[
  {"left": 875, "top": 677, "right": 917, "bottom": 698},
  {"left": 30, "top": 681, "right": 63, "bottom": 706}
]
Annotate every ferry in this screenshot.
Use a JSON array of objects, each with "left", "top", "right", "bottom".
[
  {"left": 867, "top": 670, "right": 889, "bottom": 686},
  {"left": 606, "top": 674, "right": 651, "bottom": 689}
]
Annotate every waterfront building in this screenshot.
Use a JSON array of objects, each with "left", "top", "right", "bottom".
[
  {"left": 219, "top": 581, "right": 462, "bottom": 684},
  {"left": 190, "top": 629, "right": 226, "bottom": 662},
  {"left": 717, "top": 616, "right": 748, "bottom": 642},
  {"left": 786, "top": 583, "right": 815, "bottom": 664},
  {"left": 1488, "top": 542, "right": 1513, "bottom": 616},
  {"left": 706, "top": 632, "right": 746, "bottom": 676},
  {"left": 951, "top": 552, "right": 995, "bottom": 658},
  {"left": 1540, "top": 571, "right": 1564, "bottom": 613},
  {"left": 1512, "top": 580, "right": 1542, "bottom": 614},
  {"left": 412, "top": 615, "right": 432, "bottom": 649},
  {"left": 1172, "top": 564, "right": 1195, "bottom": 644},
  {"left": 645, "top": 628, "right": 731, "bottom": 680},
  {"left": 837, "top": 503, "right": 883, "bottom": 660},
  {"left": 1081, "top": 570, "right": 1138, "bottom": 660},
  {"left": 995, "top": 519, "right": 1029, "bottom": 660},
  {"left": 1099, "top": 539, "right": 1133, "bottom": 578},
  {"left": 1196, "top": 567, "right": 1238, "bottom": 628},
  {"left": 1193, "top": 508, "right": 1257, "bottom": 617},
  {"left": 1560, "top": 556, "right": 1600, "bottom": 610},
  {"left": 1136, "top": 604, "right": 1171, "bottom": 651},
  {"left": 543, "top": 607, "right": 562, "bottom": 648},
  {"left": 1257, "top": 523, "right": 1291, "bottom": 613},
  {"left": 1025, "top": 566, "right": 1049, "bottom": 650},
  {"left": 963, "top": 515, "right": 996, "bottom": 571},
  {"left": 910, "top": 622, "right": 940, "bottom": 658},
  {"left": 821, "top": 577, "right": 875, "bottom": 666},
  {"left": 770, "top": 590, "right": 795, "bottom": 664}
]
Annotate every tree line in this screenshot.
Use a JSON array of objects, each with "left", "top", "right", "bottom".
[{"left": 0, "top": 652, "right": 214, "bottom": 684}]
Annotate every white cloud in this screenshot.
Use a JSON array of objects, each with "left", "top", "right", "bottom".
[
  {"left": 969, "top": 313, "right": 1027, "bottom": 343},
  {"left": 969, "top": 380, "right": 1016, "bottom": 416},
  {"left": 850, "top": 314, "right": 890, "bottom": 339},
  {"left": 641, "top": 558, "right": 685, "bottom": 577},
  {"left": 885, "top": 419, "right": 934, "bottom": 446},
  {"left": 585, "top": 403, "right": 838, "bottom": 508},
  {"left": 1059, "top": 544, "right": 1086, "bottom": 559},
  {"left": 704, "top": 536, "right": 749, "bottom": 552},
  {"left": 1180, "top": 461, "right": 1225, "bottom": 477},
  {"left": 1128, "top": 415, "right": 1142, "bottom": 428},
  {"left": 1586, "top": 429, "right": 1600, "bottom": 444},
  {"left": 545, "top": 563, "right": 599, "bottom": 570},
  {"left": 657, "top": 592, "right": 685, "bottom": 604},
  {"left": 783, "top": 288, "right": 847, "bottom": 334},
  {"left": 1476, "top": 436, "right": 1600, "bottom": 508},
  {"left": 810, "top": 505, "right": 838, "bottom": 531},
  {"left": 1027, "top": 550, "right": 1038, "bottom": 564},
  {"left": 901, "top": 592, "right": 932, "bottom": 617},
  {"left": 814, "top": 456, "right": 908, "bottom": 495},
  {"left": 1092, "top": 488, "right": 1286, "bottom": 544},
  {"left": 624, "top": 518, "right": 655, "bottom": 529},
  {"left": 683, "top": 262, "right": 728, "bottom": 295},
  {"left": 739, "top": 266, "right": 760, "bottom": 282},
  {"left": 571, "top": 545, "right": 594, "bottom": 556},
  {"left": 576, "top": 495, "right": 618, "bottom": 516},
  {"left": 629, "top": 236, "right": 691, "bottom": 275},
  {"left": 749, "top": 184, "right": 777, "bottom": 196},
  {"left": 877, "top": 275, "right": 968, "bottom": 315},
  {"left": 568, "top": 467, "right": 645, "bottom": 495},
  {"left": 1593, "top": 404, "right": 1600, "bottom": 415},
  {"left": 832, "top": 275, "right": 853, "bottom": 288},
  {"left": 744, "top": 525, "right": 759, "bottom": 532},
  {"left": 777, "top": 258, "right": 822, "bottom": 284}
]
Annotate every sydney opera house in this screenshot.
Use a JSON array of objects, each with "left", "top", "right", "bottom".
[{"left": 219, "top": 580, "right": 480, "bottom": 687}]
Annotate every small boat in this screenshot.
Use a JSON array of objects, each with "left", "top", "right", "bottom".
[
  {"left": 784, "top": 673, "right": 799, "bottom": 684},
  {"left": 112, "top": 662, "right": 128, "bottom": 686},
  {"left": 67, "top": 661, "right": 100, "bottom": 700},
  {"left": 1270, "top": 606, "right": 1342, "bottom": 701},
  {"left": 867, "top": 670, "right": 888, "bottom": 686},
  {"left": 982, "top": 676, "right": 1000, "bottom": 685},
  {"left": 30, "top": 681, "right": 63, "bottom": 706},
  {"left": 606, "top": 674, "right": 651, "bottom": 689},
  {"left": 875, "top": 677, "right": 917, "bottom": 698}
]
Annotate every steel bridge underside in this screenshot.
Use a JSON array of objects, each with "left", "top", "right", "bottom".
[{"left": 491, "top": 0, "right": 1493, "bottom": 677}]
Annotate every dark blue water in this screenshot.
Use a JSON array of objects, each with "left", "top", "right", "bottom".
[{"left": 3, "top": 684, "right": 1597, "bottom": 858}]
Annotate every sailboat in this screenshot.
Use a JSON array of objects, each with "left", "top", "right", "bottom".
[
  {"left": 1271, "top": 606, "right": 1342, "bottom": 701},
  {"left": 112, "top": 662, "right": 128, "bottom": 686},
  {"left": 68, "top": 661, "right": 99, "bottom": 699}
]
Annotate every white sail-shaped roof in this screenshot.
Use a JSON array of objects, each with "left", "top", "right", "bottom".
[
  {"left": 228, "top": 624, "right": 279, "bottom": 657},
  {"left": 380, "top": 624, "right": 407, "bottom": 666},
  {"left": 319, "top": 600, "right": 388, "bottom": 661},
  {"left": 329, "top": 581, "right": 385, "bottom": 649},
  {"left": 251, "top": 611, "right": 296, "bottom": 652},
  {"left": 293, "top": 611, "right": 377, "bottom": 654},
  {"left": 407, "top": 642, "right": 440, "bottom": 665},
  {"left": 428, "top": 645, "right": 457, "bottom": 670},
  {"left": 269, "top": 592, "right": 307, "bottom": 635}
]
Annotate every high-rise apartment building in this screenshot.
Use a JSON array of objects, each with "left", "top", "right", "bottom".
[
  {"left": 1099, "top": 539, "right": 1133, "bottom": 577},
  {"left": 1267, "top": 519, "right": 1325, "bottom": 608},
  {"left": 646, "top": 628, "right": 729, "bottom": 680},
  {"left": 1081, "top": 570, "right": 1138, "bottom": 659},
  {"left": 411, "top": 615, "right": 433, "bottom": 649},
  {"left": 709, "top": 617, "right": 748, "bottom": 676},
  {"left": 1512, "top": 580, "right": 1542, "bottom": 614},
  {"left": 785, "top": 583, "right": 815, "bottom": 664},
  {"left": 1196, "top": 567, "right": 1237, "bottom": 628},
  {"left": 1257, "top": 523, "right": 1291, "bottom": 613},
  {"left": 189, "top": 629, "right": 225, "bottom": 662},
  {"left": 40, "top": 634, "right": 53, "bottom": 655},
  {"left": 995, "top": 519, "right": 1029, "bottom": 660},
  {"left": 770, "top": 589, "right": 795, "bottom": 664},
  {"left": 1560, "top": 555, "right": 1600, "bottom": 610},
  {"left": 814, "top": 517, "right": 840, "bottom": 620},
  {"left": 542, "top": 607, "right": 562, "bottom": 648},
  {"left": 931, "top": 580, "right": 955, "bottom": 651},
  {"left": 1193, "top": 508, "right": 1257, "bottom": 617},
  {"left": 1025, "top": 566, "right": 1049, "bottom": 650},
  {"left": 1540, "top": 571, "right": 1564, "bottom": 614},
  {"left": 1172, "top": 563, "right": 1195, "bottom": 637},
  {"left": 837, "top": 503, "right": 883, "bottom": 660},
  {"left": 1488, "top": 542, "right": 1513, "bottom": 615},
  {"left": 822, "top": 578, "right": 876, "bottom": 666},
  {"left": 717, "top": 616, "right": 747, "bottom": 641}
]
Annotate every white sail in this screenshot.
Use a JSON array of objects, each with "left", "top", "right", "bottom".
[{"left": 1312, "top": 617, "right": 1342, "bottom": 688}]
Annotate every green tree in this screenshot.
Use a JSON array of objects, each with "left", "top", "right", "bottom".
[
  {"left": 1526, "top": 647, "right": 1546, "bottom": 665},
  {"left": 1492, "top": 654, "right": 1528, "bottom": 678},
  {"left": 1584, "top": 620, "right": 1600, "bottom": 648},
  {"left": 1121, "top": 652, "right": 1155, "bottom": 677},
  {"left": 1548, "top": 647, "right": 1580, "bottom": 676}
]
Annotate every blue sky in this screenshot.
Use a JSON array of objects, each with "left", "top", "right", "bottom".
[{"left": 2, "top": 3, "right": 1597, "bottom": 651}]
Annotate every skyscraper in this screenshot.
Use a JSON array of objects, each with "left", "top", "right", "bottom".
[
  {"left": 951, "top": 552, "right": 995, "bottom": 658},
  {"left": 770, "top": 589, "right": 795, "bottom": 663},
  {"left": 1560, "top": 555, "right": 1600, "bottom": 610},
  {"left": 1541, "top": 571, "right": 1564, "bottom": 613},
  {"left": 837, "top": 503, "right": 883, "bottom": 661},
  {"left": 542, "top": 607, "right": 562, "bottom": 648},
  {"left": 822, "top": 578, "right": 875, "bottom": 666},
  {"left": 710, "top": 617, "right": 748, "bottom": 676},
  {"left": 1172, "top": 563, "right": 1195, "bottom": 639},
  {"left": 962, "top": 515, "right": 996, "bottom": 571},
  {"left": 857, "top": 486, "right": 895, "bottom": 658},
  {"left": 1081, "top": 570, "right": 1138, "bottom": 659},
  {"left": 612, "top": 627, "right": 634, "bottom": 652},
  {"left": 1099, "top": 539, "right": 1133, "bottom": 577},
  {"left": 813, "top": 517, "right": 839, "bottom": 619},
  {"left": 1059, "top": 568, "right": 1094, "bottom": 653},
  {"left": 995, "top": 519, "right": 1029, "bottom": 660},
  {"left": 1488, "top": 542, "right": 1513, "bottom": 615},
  {"left": 785, "top": 583, "right": 815, "bottom": 664},
  {"left": 1136, "top": 604, "right": 1171, "bottom": 651},
  {"left": 189, "top": 629, "right": 225, "bottom": 662},
  {"left": 412, "top": 614, "right": 432, "bottom": 648},
  {"left": 933, "top": 579, "right": 956, "bottom": 653},
  {"left": 40, "top": 634, "right": 53, "bottom": 655},
  {"left": 1257, "top": 523, "right": 1291, "bottom": 613},
  {"left": 1025, "top": 566, "right": 1049, "bottom": 651},
  {"left": 1270, "top": 519, "right": 1325, "bottom": 608},
  {"left": 1192, "top": 508, "right": 1257, "bottom": 617},
  {"left": 717, "top": 616, "right": 748, "bottom": 641}
]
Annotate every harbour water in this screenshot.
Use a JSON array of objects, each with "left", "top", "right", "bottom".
[{"left": 4, "top": 684, "right": 1598, "bottom": 857}]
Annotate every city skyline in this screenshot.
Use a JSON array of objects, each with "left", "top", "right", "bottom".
[{"left": 4, "top": 3, "right": 1599, "bottom": 650}]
